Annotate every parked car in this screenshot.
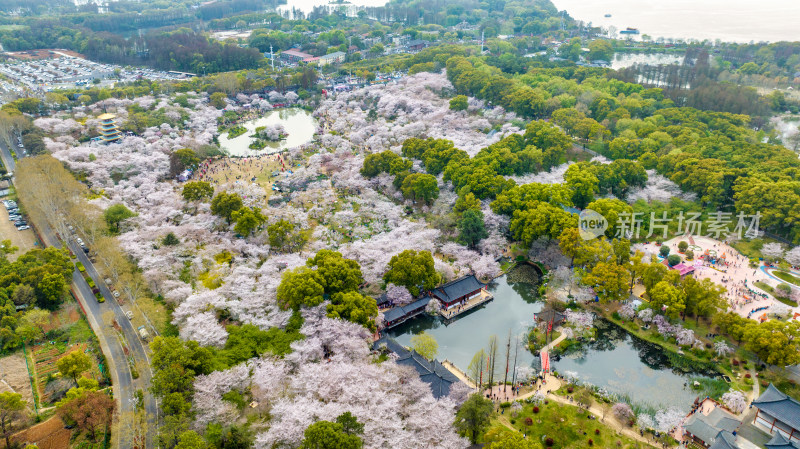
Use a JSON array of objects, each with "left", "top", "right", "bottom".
[
  {"left": 16, "top": 226, "right": 29, "bottom": 231},
  {"left": 125, "top": 310, "right": 134, "bottom": 320}
]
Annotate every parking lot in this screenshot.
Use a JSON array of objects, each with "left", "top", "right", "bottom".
[{"left": 0, "top": 199, "right": 37, "bottom": 260}]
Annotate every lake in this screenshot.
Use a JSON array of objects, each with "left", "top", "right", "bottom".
[
  {"left": 550, "top": 0, "right": 800, "bottom": 43},
  {"left": 555, "top": 320, "right": 717, "bottom": 412},
  {"left": 389, "top": 265, "right": 716, "bottom": 412},
  {"left": 218, "top": 108, "right": 316, "bottom": 157}
]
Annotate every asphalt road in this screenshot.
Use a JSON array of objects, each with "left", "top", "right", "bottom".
[
  {"left": 36, "top": 219, "right": 158, "bottom": 449},
  {"left": 0, "top": 137, "right": 17, "bottom": 172},
  {"left": 8, "top": 140, "right": 158, "bottom": 448}
]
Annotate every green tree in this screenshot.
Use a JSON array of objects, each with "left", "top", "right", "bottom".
[
  {"left": 682, "top": 277, "right": 726, "bottom": 324},
  {"left": 301, "top": 414, "right": 363, "bottom": 449},
  {"left": 454, "top": 393, "right": 494, "bottom": 445},
  {"left": 587, "top": 39, "right": 613, "bottom": 61},
  {"left": 103, "top": 203, "right": 137, "bottom": 232},
  {"left": 410, "top": 331, "right": 438, "bottom": 360},
  {"left": 170, "top": 148, "right": 200, "bottom": 178},
  {"left": 57, "top": 351, "right": 92, "bottom": 382},
  {"left": 509, "top": 201, "right": 577, "bottom": 244},
  {"left": 585, "top": 198, "right": 632, "bottom": 239},
  {"left": 231, "top": 207, "right": 266, "bottom": 237},
  {"left": 449, "top": 95, "right": 469, "bottom": 111},
  {"left": 400, "top": 173, "right": 439, "bottom": 204},
  {"left": 276, "top": 266, "right": 325, "bottom": 310},
  {"left": 742, "top": 320, "right": 800, "bottom": 367},
  {"left": 36, "top": 272, "right": 66, "bottom": 309},
  {"left": 0, "top": 392, "right": 26, "bottom": 449},
  {"left": 327, "top": 292, "right": 378, "bottom": 331},
  {"left": 149, "top": 336, "right": 213, "bottom": 403},
  {"left": 649, "top": 281, "right": 686, "bottom": 319},
  {"left": 182, "top": 181, "right": 214, "bottom": 202},
  {"left": 383, "top": 250, "right": 440, "bottom": 296},
  {"left": 454, "top": 192, "right": 481, "bottom": 215},
  {"left": 307, "top": 250, "right": 363, "bottom": 294},
  {"left": 175, "top": 430, "right": 209, "bottom": 449},
  {"left": 564, "top": 164, "right": 598, "bottom": 209},
  {"left": 210, "top": 192, "right": 244, "bottom": 224},
  {"left": 210, "top": 92, "right": 227, "bottom": 109},
  {"left": 458, "top": 209, "right": 488, "bottom": 249},
  {"left": 582, "top": 261, "right": 629, "bottom": 302},
  {"left": 267, "top": 219, "right": 309, "bottom": 253},
  {"left": 163, "top": 232, "right": 180, "bottom": 246}
]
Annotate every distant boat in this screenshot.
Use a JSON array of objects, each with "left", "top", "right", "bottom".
[
  {"left": 604, "top": 13, "right": 612, "bottom": 17},
  {"left": 619, "top": 27, "right": 640, "bottom": 35}
]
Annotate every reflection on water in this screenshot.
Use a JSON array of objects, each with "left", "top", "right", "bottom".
[
  {"left": 218, "top": 108, "right": 316, "bottom": 157},
  {"left": 389, "top": 265, "right": 715, "bottom": 412},
  {"left": 555, "top": 320, "right": 716, "bottom": 412},
  {"left": 388, "top": 267, "right": 543, "bottom": 375}
]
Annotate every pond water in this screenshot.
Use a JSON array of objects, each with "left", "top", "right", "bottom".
[
  {"left": 218, "top": 108, "right": 316, "bottom": 157},
  {"left": 388, "top": 265, "right": 544, "bottom": 374},
  {"left": 389, "top": 265, "right": 716, "bottom": 413},
  {"left": 554, "top": 320, "right": 717, "bottom": 412},
  {"left": 611, "top": 52, "right": 685, "bottom": 70}
]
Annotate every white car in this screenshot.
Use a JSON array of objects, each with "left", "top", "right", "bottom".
[
  {"left": 125, "top": 310, "right": 134, "bottom": 320},
  {"left": 17, "top": 225, "right": 29, "bottom": 230}
]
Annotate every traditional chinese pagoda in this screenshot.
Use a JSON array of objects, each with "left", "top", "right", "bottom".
[{"left": 97, "top": 113, "right": 121, "bottom": 143}]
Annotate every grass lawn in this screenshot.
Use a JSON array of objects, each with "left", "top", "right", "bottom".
[
  {"left": 753, "top": 281, "right": 798, "bottom": 307},
  {"left": 772, "top": 270, "right": 800, "bottom": 287},
  {"left": 757, "top": 368, "right": 800, "bottom": 401},
  {"left": 485, "top": 399, "right": 656, "bottom": 449}
]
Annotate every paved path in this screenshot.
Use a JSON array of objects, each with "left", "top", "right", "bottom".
[
  {"left": 494, "top": 373, "right": 661, "bottom": 448},
  {"left": 34, "top": 210, "right": 157, "bottom": 449},
  {"left": 541, "top": 333, "right": 567, "bottom": 352}
]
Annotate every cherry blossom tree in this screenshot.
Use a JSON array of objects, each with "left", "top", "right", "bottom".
[
  {"left": 619, "top": 303, "right": 636, "bottom": 320},
  {"left": 638, "top": 308, "right": 653, "bottom": 323},
  {"left": 761, "top": 243, "right": 786, "bottom": 261},
  {"left": 654, "top": 407, "right": 684, "bottom": 432},
  {"left": 612, "top": 403, "right": 634, "bottom": 422},
  {"left": 721, "top": 390, "right": 747, "bottom": 414},
  {"left": 714, "top": 341, "right": 733, "bottom": 357},
  {"left": 784, "top": 246, "right": 800, "bottom": 266}
]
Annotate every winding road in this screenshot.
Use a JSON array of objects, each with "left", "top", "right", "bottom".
[{"left": 1, "top": 140, "right": 158, "bottom": 449}]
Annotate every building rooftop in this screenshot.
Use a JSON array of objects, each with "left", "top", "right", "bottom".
[
  {"left": 431, "top": 274, "right": 484, "bottom": 304},
  {"left": 766, "top": 432, "right": 800, "bottom": 449},
  {"left": 373, "top": 337, "right": 462, "bottom": 399},
  {"left": 382, "top": 296, "right": 431, "bottom": 323},
  {"left": 97, "top": 113, "right": 116, "bottom": 120},
  {"left": 282, "top": 49, "right": 313, "bottom": 58},
  {"left": 683, "top": 407, "right": 740, "bottom": 446},
  {"left": 754, "top": 384, "right": 800, "bottom": 431}
]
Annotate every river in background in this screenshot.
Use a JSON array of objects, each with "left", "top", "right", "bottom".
[
  {"left": 550, "top": 0, "right": 800, "bottom": 43},
  {"left": 610, "top": 52, "right": 685, "bottom": 70}
]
